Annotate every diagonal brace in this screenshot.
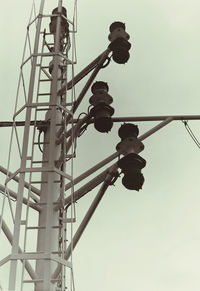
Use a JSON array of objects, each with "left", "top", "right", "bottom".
[
  {"left": 52, "top": 164, "right": 118, "bottom": 279},
  {"left": 0, "top": 215, "right": 38, "bottom": 280}
]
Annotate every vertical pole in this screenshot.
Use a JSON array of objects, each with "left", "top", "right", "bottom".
[
  {"left": 35, "top": 1, "right": 65, "bottom": 290},
  {"left": 8, "top": 1, "right": 45, "bottom": 290}
]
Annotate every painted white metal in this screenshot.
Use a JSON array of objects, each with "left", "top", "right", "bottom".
[
  {"left": 139, "top": 117, "right": 173, "bottom": 140},
  {"left": 0, "top": 165, "right": 41, "bottom": 196},
  {"left": 111, "top": 115, "right": 200, "bottom": 122},
  {"left": 2, "top": 1, "right": 198, "bottom": 290},
  {"left": 1, "top": 1, "right": 77, "bottom": 290},
  {"left": 0, "top": 216, "right": 36, "bottom": 279},
  {"left": 52, "top": 165, "right": 118, "bottom": 279},
  {"left": 0, "top": 185, "right": 41, "bottom": 211},
  {"left": 8, "top": 1, "right": 45, "bottom": 290},
  {"left": 34, "top": 3, "right": 69, "bottom": 291},
  {"left": 1, "top": 113, "right": 200, "bottom": 129}
]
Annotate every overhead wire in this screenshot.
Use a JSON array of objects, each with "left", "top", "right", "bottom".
[
  {"left": 182, "top": 120, "right": 200, "bottom": 149},
  {"left": 38, "top": 130, "right": 43, "bottom": 153}
]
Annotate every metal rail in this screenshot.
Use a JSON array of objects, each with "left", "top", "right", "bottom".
[
  {"left": 8, "top": 1, "right": 45, "bottom": 289},
  {"left": 0, "top": 114, "right": 199, "bottom": 128}
]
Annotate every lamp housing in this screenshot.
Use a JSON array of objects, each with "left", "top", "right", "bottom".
[
  {"left": 49, "top": 6, "right": 69, "bottom": 38},
  {"left": 118, "top": 123, "right": 139, "bottom": 139},
  {"left": 116, "top": 123, "right": 144, "bottom": 155},
  {"left": 108, "top": 21, "right": 131, "bottom": 64},
  {"left": 90, "top": 104, "right": 114, "bottom": 133},
  {"left": 118, "top": 153, "right": 146, "bottom": 190},
  {"left": 89, "top": 81, "right": 115, "bottom": 133}
]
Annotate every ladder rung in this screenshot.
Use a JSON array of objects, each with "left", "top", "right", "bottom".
[
  {"left": 61, "top": 218, "right": 76, "bottom": 223},
  {"left": 32, "top": 160, "right": 48, "bottom": 164},
  {"left": 66, "top": 218, "right": 76, "bottom": 223},
  {"left": 26, "top": 226, "right": 45, "bottom": 229},
  {"left": 21, "top": 220, "right": 26, "bottom": 225},
  {"left": 50, "top": 279, "right": 61, "bottom": 282},
  {"left": 39, "top": 65, "right": 50, "bottom": 69},
  {"left": 38, "top": 93, "right": 51, "bottom": 96},
  {"left": 34, "top": 142, "right": 49, "bottom": 145},
  {"left": 36, "top": 108, "right": 49, "bottom": 111},
  {"left": 45, "top": 43, "right": 54, "bottom": 46},
  {"left": 33, "top": 202, "right": 47, "bottom": 205},
  {"left": 31, "top": 180, "right": 47, "bottom": 184},
  {"left": 65, "top": 154, "right": 76, "bottom": 159},
  {"left": 23, "top": 279, "right": 43, "bottom": 283},
  {"left": 39, "top": 79, "right": 52, "bottom": 82},
  {"left": 26, "top": 225, "right": 62, "bottom": 229},
  {"left": 31, "top": 180, "right": 61, "bottom": 184},
  {"left": 40, "top": 32, "right": 53, "bottom": 35},
  {"left": 66, "top": 102, "right": 75, "bottom": 106},
  {"left": 31, "top": 181, "right": 47, "bottom": 184},
  {"left": 40, "top": 78, "right": 66, "bottom": 82}
]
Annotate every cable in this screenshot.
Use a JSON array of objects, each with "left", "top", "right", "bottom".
[
  {"left": 76, "top": 111, "right": 92, "bottom": 137},
  {"left": 38, "top": 130, "right": 43, "bottom": 153},
  {"left": 101, "top": 56, "right": 112, "bottom": 68},
  {"left": 87, "top": 104, "right": 93, "bottom": 114},
  {"left": 78, "top": 124, "right": 88, "bottom": 137},
  {"left": 182, "top": 120, "right": 200, "bottom": 149},
  {"left": 76, "top": 112, "right": 88, "bottom": 121},
  {"left": 110, "top": 171, "right": 120, "bottom": 186},
  {"left": 183, "top": 121, "right": 200, "bottom": 147}
]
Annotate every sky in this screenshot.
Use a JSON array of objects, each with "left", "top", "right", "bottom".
[{"left": 1, "top": 0, "right": 200, "bottom": 290}]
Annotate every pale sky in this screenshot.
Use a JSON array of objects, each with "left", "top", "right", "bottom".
[{"left": 1, "top": 0, "right": 200, "bottom": 290}]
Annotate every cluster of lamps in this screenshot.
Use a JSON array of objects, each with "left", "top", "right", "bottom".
[
  {"left": 49, "top": 11, "right": 146, "bottom": 191},
  {"left": 87, "top": 22, "right": 146, "bottom": 191}
]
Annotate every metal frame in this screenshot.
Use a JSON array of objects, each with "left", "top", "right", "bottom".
[
  {"left": 1, "top": 1, "right": 200, "bottom": 290},
  {"left": 0, "top": 216, "right": 37, "bottom": 280},
  {"left": 34, "top": 2, "right": 73, "bottom": 290},
  {"left": 52, "top": 165, "right": 118, "bottom": 279},
  {"left": 0, "top": 114, "right": 199, "bottom": 128},
  {"left": 8, "top": 1, "right": 45, "bottom": 290}
]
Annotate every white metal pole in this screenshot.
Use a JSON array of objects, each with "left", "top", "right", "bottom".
[{"left": 35, "top": 1, "right": 68, "bottom": 290}]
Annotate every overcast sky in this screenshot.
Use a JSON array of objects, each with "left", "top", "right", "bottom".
[{"left": 1, "top": 0, "right": 200, "bottom": 290}]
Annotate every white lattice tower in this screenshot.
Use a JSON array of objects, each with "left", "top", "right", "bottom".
[{"left": 0, "top": 1, "right": 77, "bottom": 290}]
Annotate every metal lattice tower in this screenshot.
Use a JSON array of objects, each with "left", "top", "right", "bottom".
[
  {"left": 1, "top": 1, "right": 200, "bottom": 291},
  {"left": 0, "top": 1, "right": 78, "bottom": 290}
]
